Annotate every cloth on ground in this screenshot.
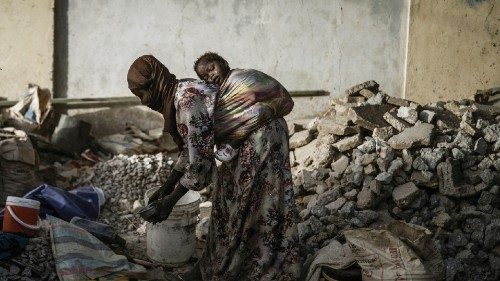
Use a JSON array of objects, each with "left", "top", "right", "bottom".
[
  {"left": 305, "top": 239, "right": 356, "bottom": 281},
  {"left": 0, "top": 185, "right": 100, "bottom": 223},
  {"left": 0, "top": 232, "right": 29, "bottom": 260},
  {"left": 48, "top": 215, "right": 148, "bottom": 281}
]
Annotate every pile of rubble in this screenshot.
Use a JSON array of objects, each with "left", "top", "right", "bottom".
[
  {"left": 75, "top": 153, "right": 175, "bottom": 236},
  {"left": 290, "top": 81, "right": 499, "bottom": 281},
  {"left": 1, "top": 226, "right": 57, "bottom": 281}
]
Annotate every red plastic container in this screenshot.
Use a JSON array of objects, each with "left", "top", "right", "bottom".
[{"left": 2, "top": 196, "right": 41, "bottom": 237}]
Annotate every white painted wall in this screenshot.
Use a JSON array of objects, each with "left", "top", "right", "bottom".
[
  {"left": 60, "top": 0, "right": 409, "bottom": 118},
  {"left": 0, "top": 0, "right": 54, "bottom": 100}
]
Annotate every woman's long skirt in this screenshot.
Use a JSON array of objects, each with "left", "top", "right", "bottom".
[{"left": 200, "top": 118, "right": 301, "bottom": 280}]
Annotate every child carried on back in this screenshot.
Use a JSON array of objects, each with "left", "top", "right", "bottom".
[{"left": 194, "top": 52, "right": 294, "bottom": 162}]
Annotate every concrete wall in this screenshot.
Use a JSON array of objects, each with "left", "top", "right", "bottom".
[
  {"left": 0, "top": 0, "right": 54, "bottom": 100},
  {"left": 405, "top": 0, "right": 500, "bottom": 104},
  {"left": 58, "top": 0, "right": 409, "bottom": 119}
]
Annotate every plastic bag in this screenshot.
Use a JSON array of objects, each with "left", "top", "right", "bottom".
[{"left": 344, "top": 221, "right": 444, "bottom": 281}]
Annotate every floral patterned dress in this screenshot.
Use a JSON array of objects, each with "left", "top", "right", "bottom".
[{"left": 173, "top": 79, "right": 301, "bottom": 281}]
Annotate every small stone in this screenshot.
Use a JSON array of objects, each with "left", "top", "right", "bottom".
[
  {"left": 331, "top": 155, "right": 349, "bottom": 178},
  {"left": 315, "top": 183, "right": 328, "bottom": 194},
  {"left": 484, "top": 220, "right": 500, "bottom": 248},
  {"left": 359, "top": 89, "right": 375, "bottom": 98},
  {"left": 364, "top": 164, "right": 377, "bottom": 175},
  {"left": 482, "top": 124, "right": 500, "bottom": 143},
  {"left": 473, "top": 138, "right": 488, "bottom": 155},
  {"left": 9, "top": 265, "right": 20, "bottom": 276},
  {"left": 375, "top": 172, "right": 392, "bottom": 184},
  {"left": 419, "top": 110, "right": 436, "bottom": 123},
  {"left": 366, "top": 93, "right": 385, "bottom": 105},
  {"left": 475, "top": 118, "right": 489, "bottom": 130},
  {"left": 309, "top": 205, "right": 328, "bottom": 217},
  {"left": 369, "top": 180, "right": 382, "bottom": 195},
  {"left": 309, "top": 216, "right": 326, "bottom": 234},
  {"left": 306, "top": 117, "right": 320, "bottom": 132},
  {"left": 445, "top": 258, "right": 463, "bottom": 281},
  {"left": 392, "top": 182, "right": 421, "bottom": 209},
  {"left": 372, "top": 126, "right": 396, "bottom": 141},
  {"left": 386, "top": 96, "right": 410, "bottom": 107},
  {"left": 411, "top": 171, "right": 437, "bottom": 188},
  {"left": 460, "top": 121, "right": 477, "bottom": 136},
  {"left": 289, "top": 130, "right": 312, "bottom": 149},
  {"left": 480, "top": 169, "right": 495, "bottom": 185},
  {"left": 299, "top": 209, "right": 310, "bottom": 219},
  {"left": 451, "top": 148, "right": 465, "bottom": 160},
  {"left": 356, "top": 187, "right": 375, "bottom": 210},
  {"left": 325, "top": 197, "right": 346, "bottom": 212},
  {"left": 450, "top": 229, "right": 469, "bottom": 247},
  {"left": 453, "top": 132, "right": 474, "bottom": 149},
  {"left": 402, "top": 149, "right": 413, "bottom": 171},
  {"left": 338, "top": 201, "right": 356, "bottom": 218},
  {"left": 287, "top": 122, "right": 305, "bottom": 136},
  {"left": 357, "top": 139, "right": 376, "bottom": 153},
  {"left": 333, "top": 134, "right": 363, "bottom": 152},
  {"left": 344, "top": 189, "right": 358, "bottom": 201},
  {"left": 313, "top": 136, "right": 337, "bottom": 168},
  {"left": 432, "top": 212, "right": 451, "bottom": 228},
  {"left": 397, "top": 106, "right": 418, "bottom": 124},
  {"left": 356, "top": 210, "right": 379, "bottom": 225},
  {"left": 297, "top": 221, "right": 313, "bottom": 241},
  {"left": 419, "top": 148, "right": 445, "bottom": 170},
  {"left": 387, "top": 158, "right": 404, "bottom": 174}
]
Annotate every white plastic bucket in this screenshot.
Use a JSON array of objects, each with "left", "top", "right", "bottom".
[{"left": 144, "top": 188, "right": 200, "bottom": 266}]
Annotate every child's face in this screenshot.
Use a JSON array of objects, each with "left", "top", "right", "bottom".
[{"left": 196, "top": 60, "right": 229, "bottom": 86}]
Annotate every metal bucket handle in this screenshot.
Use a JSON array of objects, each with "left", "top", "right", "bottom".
[{"left": 6, "top": 205, "right": 42, "bottom": 230}]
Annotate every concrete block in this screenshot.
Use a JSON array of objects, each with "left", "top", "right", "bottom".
[
  {"left": 348, "top": 104, "right": 394, "bottom": 131},
  {"left": 387, "top": 123, "right": 435, "bottom": 149},
  {"left": 333, "top": 134, "right": 363, "bottom": 152}
]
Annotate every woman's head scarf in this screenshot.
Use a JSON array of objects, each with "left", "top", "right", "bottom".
[{"left": 127, "top": 55, "right": 182, "bottom": 145}]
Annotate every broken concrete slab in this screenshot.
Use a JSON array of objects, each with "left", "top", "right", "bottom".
[
  {"left": 289, "top": 130, "right": 313, "bottom": 149},
  {"left": 318, "top": 118, "right": 359, "bottom": 136},
  {"left": 392, "top": 182, "right": 421, "bottom": 209},
  {"left": 387, "top": 123, "right": 435, "bottom": 149},
  {"left": 359, "top": 89, "right": 375, "bottom": 98},
  {"left": 333, "top": 134, "right": 363, "bottom": 152},
  {"left": 437, "top": 159, "right": 489, "bottom": 198},
  {"left": 383, "top": 110, "right": 412, "bottom": 131},
  {"left": 348, "top": 104, "right": 394, "bottom": 131},
  {"left": 345, "top": 80, "right": 380, "bottom": 96},
  {"left": 386, "top": 96, "right": 410, "bottom": 107}
]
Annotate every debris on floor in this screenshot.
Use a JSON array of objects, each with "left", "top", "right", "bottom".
[
  {"left": 0, "top": 80, "right": 498, "bottom": 281},
  {"left": 291, "top": 81, "right": 499, "bottom": 281}
]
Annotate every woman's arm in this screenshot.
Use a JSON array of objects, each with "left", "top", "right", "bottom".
[{"left": 145, "top": 85, "right": 215, "bottom": 223}]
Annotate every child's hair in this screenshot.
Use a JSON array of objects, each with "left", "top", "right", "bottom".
[{"left": 193, "top": 52, "right": 230, "bottom": 77}]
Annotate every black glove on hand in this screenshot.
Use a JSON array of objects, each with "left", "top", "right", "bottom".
[
  {"left": 148, "top": 169, "right": 184, "bottom": 203},
  {"left": 148, "top": 185, "right": 189, "bottom": 224}
]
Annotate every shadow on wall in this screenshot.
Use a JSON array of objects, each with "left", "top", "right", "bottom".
[{"left": 54, "top": 0, "right": 68, "bottom": 98}]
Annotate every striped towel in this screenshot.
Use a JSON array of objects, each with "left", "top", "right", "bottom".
[{"left": 48, "top": 216, "right": 148, "bottom": 281}]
